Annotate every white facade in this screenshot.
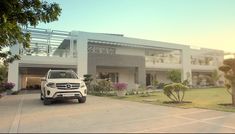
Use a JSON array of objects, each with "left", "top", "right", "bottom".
[{"left": 8, "top": 28, "right": 224, "bottom": 91}]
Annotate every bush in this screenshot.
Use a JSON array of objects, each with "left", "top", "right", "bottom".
[
  {"left": 113, "top": 83, "right": 128, "bottom": 91},
  {"left": 0, "top": 88, "right": 3, "bottom": 93},
  {"left": 182, "top": 80, "right": 189, "bottom": 86},
  {"left": 90, "top": 80, "right": 114, "bottom": 96},
  {"left": 126, "top": 89, "right": 137, "bottom": 95},
  {"left": 157, "top": 82, "right": 166, "bottom": 89},
  {"left": 1, "top": 82, "right": 15, "bottom": 90},
  {"left": 163, "top": 83, "right": 188, "bottom": 103},
  {"left": 83, "top": 74, "right": 93, "bottom": 90},
  {"left": 153, "top": 80, "right": 158, "bottom": 88}
]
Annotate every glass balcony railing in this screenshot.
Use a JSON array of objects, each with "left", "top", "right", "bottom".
[
  {"left": 20, "top": 28, "right": 77, "bottom": 58},
  {"left": 191, "top": 56, "right": 218, "bottom": 66},
  {"left": 145, "top": 49, "right": 182, "bottom": 65}
]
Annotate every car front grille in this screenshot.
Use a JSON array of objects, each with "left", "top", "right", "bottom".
[{"left": 56, "top": 83, "right": 80, "bottom": 90}]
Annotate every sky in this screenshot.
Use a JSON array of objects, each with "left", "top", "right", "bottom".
[{"left": 38, "top": 0, "right": 235, "bottom": 52}]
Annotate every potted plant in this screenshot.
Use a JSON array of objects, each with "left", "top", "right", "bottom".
[
  {"left": 113, "top": 83, "right": 128, "bottom": 97},
  {"left": 2, "top": 82, "right": 15, "bottom": 95}
]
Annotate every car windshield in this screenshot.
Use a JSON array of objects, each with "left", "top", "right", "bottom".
[{"left": 48, "top": 71, "right": 78, "bottom": 79}]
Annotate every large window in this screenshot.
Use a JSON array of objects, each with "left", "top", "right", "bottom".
[
  {"left": 191, "top": 56, "right": 218, "bottom": 66},
  {"left": 48, "top": 71, "right": 78, "bottom": 79},
  {"left": 145, "top": 49, "right": 181, "bottom": 64}
]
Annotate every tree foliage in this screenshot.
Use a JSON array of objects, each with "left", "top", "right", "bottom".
[
  {"left": 0, "top": 65, "right": 8, "bottom": 83},
  {"left": 219, "top": 58, "right": 235, "bottom": 106},
  {"left": 0, "top": 0, "right": 61, "bottom": 64},
  {"left": 211, "top": 70, "right": 221, "bottom": 86},
  {"left": 167, "top": 70, "right": 181, "bottom": 83}
]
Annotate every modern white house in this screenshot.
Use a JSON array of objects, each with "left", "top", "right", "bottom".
[{"left": 8, "top": 27, "right": 224, "bottom": 91}]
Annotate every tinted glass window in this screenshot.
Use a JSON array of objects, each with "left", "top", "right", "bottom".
[{"left": 48, "top": 71, "right": 78, "bottom": 79}]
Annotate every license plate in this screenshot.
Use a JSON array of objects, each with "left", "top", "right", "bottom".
[{"left": 62, "top": 94, "right": 73, "bottom": 97}]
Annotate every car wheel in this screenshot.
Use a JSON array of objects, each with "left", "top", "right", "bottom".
[
  {"left": 43, "top": 98, "right": 51, "bottom": 105},
  {"left": 40, "top": 92, "right": 44, "bottom": 100},
  {"left": 78, "top": 96, "right": 86, "bottom": 103}
]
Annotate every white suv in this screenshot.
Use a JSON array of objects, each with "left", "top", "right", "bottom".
[{"left": 40, "top": 70, "right": 87, "bottom": 105}]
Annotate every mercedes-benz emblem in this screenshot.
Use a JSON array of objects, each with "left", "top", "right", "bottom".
[{"left": 66, "top": 84, "right": 72, "bottom": 88}]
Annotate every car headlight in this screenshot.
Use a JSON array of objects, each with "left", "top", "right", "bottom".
[
  {"left": 81, "top": 82, "right": 86, "bottom": 88},
  {"left": 46, "top": 82, "right": 56, "bottom": 88}
]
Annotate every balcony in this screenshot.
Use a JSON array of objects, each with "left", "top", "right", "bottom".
[
  {"left": 20, "top": 28, "right": 77, "bottom": 58},
  {"left": 145, "top": 56, "right": 182, "bottom": 69}
]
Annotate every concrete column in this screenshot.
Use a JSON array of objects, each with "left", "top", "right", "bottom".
[
  {"left": 75, "top": 32, "right": 88, "bottom": 77},
  {"left": 8, "top": 43, "right": 20, "bottom": 91},
  {"left": 138, "top": 67, "right": 146, "bottom": 86},
  {"left": 181, "top": 47, "right": 192, "bottom": 85},
  {"left": 8, "top": 61, "right": 19, "bottom": 91},
  {"left": 70, "top": 37, "right": 74, "bottom": 58}
]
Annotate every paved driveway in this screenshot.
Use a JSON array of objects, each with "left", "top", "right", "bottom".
[{"left": 1, "top": 93, "right": 235, "bottom": 133}]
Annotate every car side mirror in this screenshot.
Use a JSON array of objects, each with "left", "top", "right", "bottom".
[
  {"left": 41, "top": 77, "right": 46, "bottom": 81},
  {"left": 80, "top": 77, "right": 85, "bottom": 81}
]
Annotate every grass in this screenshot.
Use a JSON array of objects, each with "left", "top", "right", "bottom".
[{"left": 110, "top": 88, "right": 235, "bottom": 112}]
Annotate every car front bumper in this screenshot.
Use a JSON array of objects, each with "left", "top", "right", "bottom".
[{"left": 44, "top": 86, "right": 87, "bottom": 99}]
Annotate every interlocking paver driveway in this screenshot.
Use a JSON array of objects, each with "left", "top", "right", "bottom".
[{"left": 1, "top": 93, "right": 235, "bottom": 133}]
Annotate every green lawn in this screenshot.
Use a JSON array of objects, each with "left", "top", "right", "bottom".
[{"left": 110, "top": 88, "right": 235, "bottom": 112}]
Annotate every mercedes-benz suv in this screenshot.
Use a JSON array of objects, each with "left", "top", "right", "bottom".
[{"left": 40, "top": 70, "right": 87, "bottom": 105}]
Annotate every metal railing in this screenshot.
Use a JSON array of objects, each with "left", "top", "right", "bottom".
[{"left": 20, "top": 27, "right": 77, "bottom": 58}]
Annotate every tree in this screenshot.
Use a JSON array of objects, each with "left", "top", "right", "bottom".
[
  {"left": 167, "top": 70, "right": 181, "bottom": 83},
  {"left": 0, "top": 0, "right": 61, "bottom": 64},
  {"left": 0, "top": 64, "right": 8, "bottom": 83},
  {"left": 219, "top": 58, "right": 235, "bottom": 106},
  {"left": 211, "top": 70, "right": 221, "bottom": 86}
]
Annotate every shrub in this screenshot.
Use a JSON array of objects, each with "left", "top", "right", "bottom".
[
  {"left": 90, "top": 80, "right": 113, "bottom": 96},
  {"left": 0, "top": 88, "right": 3, "bottom": 93},
  {"left": 157, "top": 82, "right": 166, "bottom": 89},
  {"left": 153, "top": 80, "right": 158, "bottom": 88},
  {"left": 0, "top": 65, "right": 8, "bottom": 84},
  {"left": 182, "top": 80, "right": 189, "bottom": 86},
  {"left": 2, "top": 82, "right": 15, "bottom": 90},
  {"left": 113, "top": 83, "right": 128, "bottom": 91},
  {"left": 83, "top": 74, "right": 93, "bottom": 90},
  {"left": 163, "top": 83, "right": 188, "bottom": 103}
]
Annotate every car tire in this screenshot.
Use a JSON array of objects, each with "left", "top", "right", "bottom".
[
  {"left": 40, "top": 92, "right": 44, "bottom": 100},
  {"left": 78, "top": 96, "right": 86, "bottom": 103},
  {"left": 43, "top": 98, "right": 51, "bottom": 105}
]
